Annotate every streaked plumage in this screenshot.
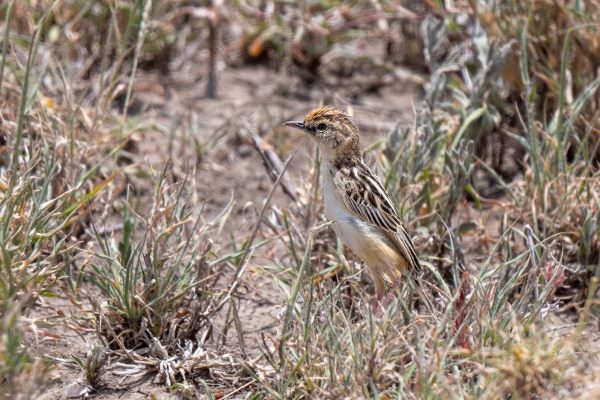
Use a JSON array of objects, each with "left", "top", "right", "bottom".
[{"left": 284, "top": 106, "right": 420, "bottom": 304}]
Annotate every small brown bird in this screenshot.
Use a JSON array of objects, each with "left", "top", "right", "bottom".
[{"left": 285, "top": 106, "right": 422, "bottom": 314}]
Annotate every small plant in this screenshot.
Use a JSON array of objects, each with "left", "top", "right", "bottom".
[
  {"left": 74, "top": 164, "right": 249, "bottom": 388},
  {"left": 70, "top": 344, "right": 107, "bottom": 386},
  {"left": 88, "top": 166, "right": 220, "bottom": 347},
  {"left": 171, "top": 382, "right": 197, "bottom": 400}
]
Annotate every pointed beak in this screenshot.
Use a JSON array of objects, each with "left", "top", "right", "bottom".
[{"left": 283, "top": 120, "right": 306, "bottom": 131}]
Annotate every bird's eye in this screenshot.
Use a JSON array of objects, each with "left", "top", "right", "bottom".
[{"left": 317, "top": 123, "right": 327, "bottom": 131}]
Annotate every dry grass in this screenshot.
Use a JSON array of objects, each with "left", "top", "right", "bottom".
[{"left": 2, "top": 0, "right": 600, "bottom": 399}]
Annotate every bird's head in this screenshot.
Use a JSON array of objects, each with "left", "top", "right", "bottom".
[{"left": 284, "top": 106, "right": 360, "bottom": 160}]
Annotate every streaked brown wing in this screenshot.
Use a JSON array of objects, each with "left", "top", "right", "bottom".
[{"left": 334, "top": 163, "right": 421, "bottom": 272}]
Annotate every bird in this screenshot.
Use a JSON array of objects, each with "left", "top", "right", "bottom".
[{"left": 284, "top": 106, "right": 423, "bottom": 315}]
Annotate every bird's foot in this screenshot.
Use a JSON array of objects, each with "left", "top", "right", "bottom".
[
  {"left": 375, "top": 278, "right": 402, "bottom": 318},
  {"left": 372, "top": 293, "right": 383, "bottom": 316}
]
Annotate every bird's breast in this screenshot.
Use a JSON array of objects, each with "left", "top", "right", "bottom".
[{"left": 321, "top": 166, "right": 375, "bottom": 257}]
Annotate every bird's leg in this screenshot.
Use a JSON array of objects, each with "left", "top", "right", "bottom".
[
  {"left": 372, "top": 291, "right": 384, "bottom": 314},
  {"left": 375, "top": 278, "right": 402, "bottom": 317}
]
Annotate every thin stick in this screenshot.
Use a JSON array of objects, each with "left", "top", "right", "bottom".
[
  {"left": 252, "top": 135, "right": 299, "bottom": 202},
  {"left": 221, "top": 380, "right": 255, "bottom": 399},
  {"left": 231, "top": 297, "right": 248, "bottom": 360}
]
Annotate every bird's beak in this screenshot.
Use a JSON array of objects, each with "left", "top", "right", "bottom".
[{"left": 283, "top": 120, "right": 306, "bottom": 131}]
